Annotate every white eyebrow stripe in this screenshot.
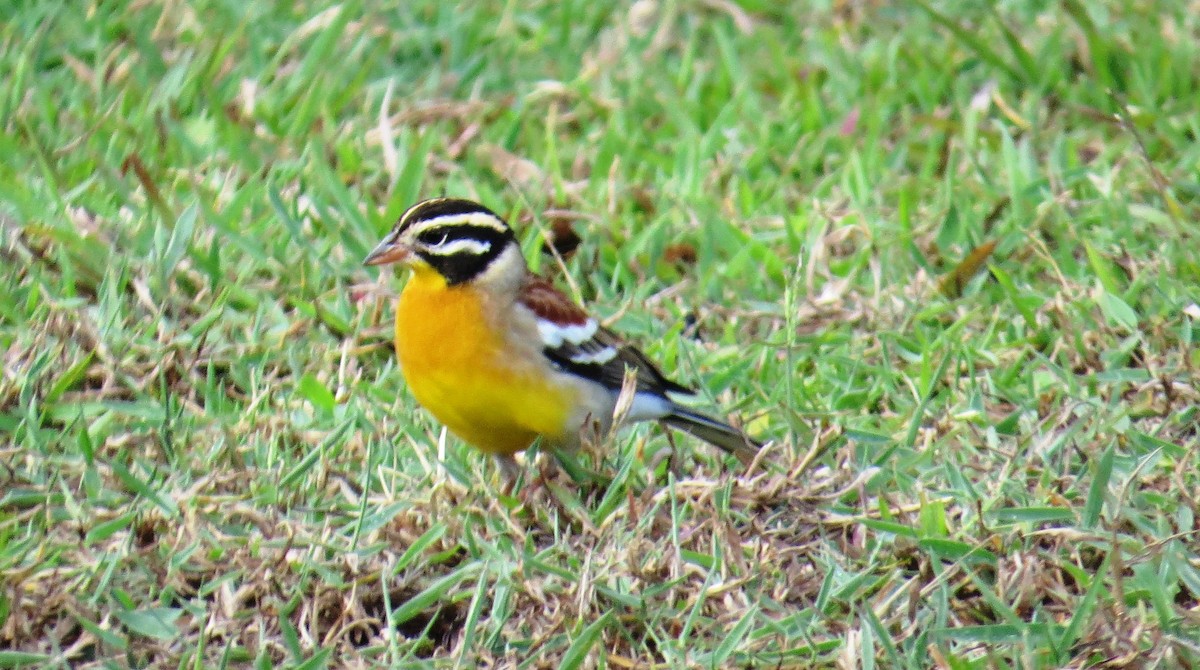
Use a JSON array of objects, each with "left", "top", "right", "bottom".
[
  {"left": 537, "top": 318, "right": 599, "bottom": 347},
  {"left": 568, "top": 346, "right": 618, "bottom": 365},
  {"left": 408, "top": 212, "right": 508, "bottom": 235},
  {"left": 421, "top": 238, "right": 493, "bottom": 256}
]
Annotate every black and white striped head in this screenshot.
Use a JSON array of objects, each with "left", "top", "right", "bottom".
[{"left": 363, "top": 198, "right": 519, "bottom": 286}]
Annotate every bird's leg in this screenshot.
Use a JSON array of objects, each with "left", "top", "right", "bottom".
[
  {"left": 494, "top": 454, "right": 523, "bottom": 495},
  {"left": 494, "top": 450, "right": 552, "bottom": 510},
  {"left": 579, "top": 414, "right": 604, "bottom": 456},
  {"left": 580, "top": 413, "right": 610, "bottom": 478}
]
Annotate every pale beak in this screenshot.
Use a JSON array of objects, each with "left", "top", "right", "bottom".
[{"left": 363, "top": 236, "right": 411, "bottom": 266}]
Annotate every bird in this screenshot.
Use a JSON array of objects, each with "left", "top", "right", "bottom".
[{"left": 363, "top": 197, "right": 761, "bottom": 482}]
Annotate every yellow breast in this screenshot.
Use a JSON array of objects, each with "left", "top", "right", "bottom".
[{"left": 394, "top": 265, "right": 576, "bottom": 455}]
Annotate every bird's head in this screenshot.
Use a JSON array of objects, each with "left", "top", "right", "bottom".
[{"left": 364, "top": 198, "right": 521, "bottom": 286}]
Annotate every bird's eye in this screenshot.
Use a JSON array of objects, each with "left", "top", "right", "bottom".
[{"left": 418, "top": 229, "right": 452, "bottom": 247}]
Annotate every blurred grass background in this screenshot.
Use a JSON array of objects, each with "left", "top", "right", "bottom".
[{"left": 1, "top": 1, "right": 1198, "bottom": 667}]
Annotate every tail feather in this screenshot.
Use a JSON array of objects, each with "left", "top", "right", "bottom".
[{"left": 662, "top": 408, "right": 761, "bottom": 463}]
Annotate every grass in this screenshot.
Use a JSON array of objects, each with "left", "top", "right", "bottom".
[{"left": 2, "top": 0, "right": 1199, "bottom": 667}]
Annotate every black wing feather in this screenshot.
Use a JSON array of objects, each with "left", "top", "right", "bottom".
[{"left": 541, "top": 326, "right": 694, "bottom": 397}]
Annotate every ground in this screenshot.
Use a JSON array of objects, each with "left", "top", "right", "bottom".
[{"left": 1, "top": 1, "right": 1199, "bottom": 668}]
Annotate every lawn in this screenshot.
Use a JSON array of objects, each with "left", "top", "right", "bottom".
[{"left": 2, "top": 1, "right": 1198, "bottom": 667}]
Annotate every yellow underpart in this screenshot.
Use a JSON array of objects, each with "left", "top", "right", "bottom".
[{"left": 394, "top": 263, "right": 575, "bottom": 456}]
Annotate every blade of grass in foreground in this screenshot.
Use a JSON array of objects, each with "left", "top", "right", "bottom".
[
  {"left": 559, "top": 611, "right": 612, "bottom": 670},
  {"left": 911, "top": 0, "right": 1024, "bottom": 84}
]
